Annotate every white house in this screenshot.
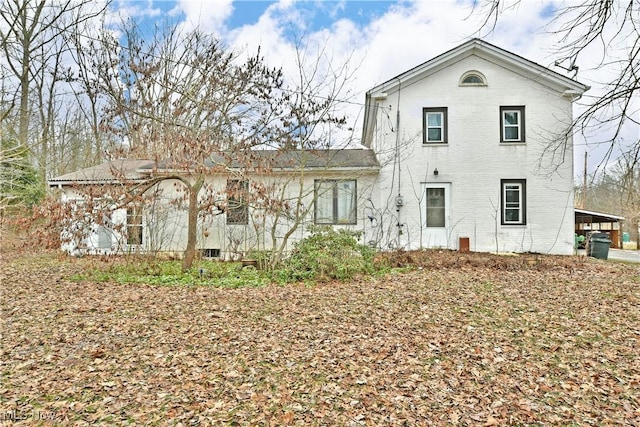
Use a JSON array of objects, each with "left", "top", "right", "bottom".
[
  {"left": 49, "top": 39, "right": 589, "bottom": 258},
  {"left": 360, "top": 38, "right": 589, "bottom": 254}
]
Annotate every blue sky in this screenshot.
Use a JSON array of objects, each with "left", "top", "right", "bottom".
[
  {"left": 111, "top": 0, "right": 636, "bottom": 175},
  {"left": 225, "top": 1, "right": 394, "bottom": 30}
]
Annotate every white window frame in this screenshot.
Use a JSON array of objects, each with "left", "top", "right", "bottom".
[
  {"left": 126, "top": 205, "right": 143, "bottom": 245},
  {"left": 425, "top": 187, "right": 446, "bottom": 228},
  {"left": 423, "top": 107, "right": 447, "bottom": 144},
  {"left": 500, "top": 106, "right": 525, "bottom": 143},
  {"left": 314, "top": 180, "right": 357, "bottom": 225},
  {"left": 501, "top": 179, "right": 526, "bottom": 225},
  {"left": 459, "top": 70, "right": 487, "bottom": 86}
]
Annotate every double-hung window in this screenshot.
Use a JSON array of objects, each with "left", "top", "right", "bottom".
[
  {"left": 423, "top": 107, "right": 447, "bottom": 144},
  {"left": 500, "top": 106, "right": 525, "bottom": 142},
  {"left": 315, "top": 180, "right": 357, "bottom": 225},
  {"left": 501, "top": 179, "right": 526, "bottom": 225},
  {"left": 126, "top": 205, "right": 143, "bottom": 245},
  {"left": 226, "top": 179, "right": 249, "bottom": 225}
]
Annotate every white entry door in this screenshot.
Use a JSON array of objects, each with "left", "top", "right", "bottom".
[{"left": 422, "top": 183, "right": 451, "bottom": 248}]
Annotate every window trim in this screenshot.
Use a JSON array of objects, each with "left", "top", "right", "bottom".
[
  {"left": 422, "top": 107, "right": 448, "bottom": 144},
  {"left": 501, "top": 179, "right": 527, "bottom": 225},
  {"left": 314, "top": 179, "right": 357, "bottom": 225},
  {"left": 126, "top": 205, "right": 143, "bottom": 245},
  {"left": 226, "top": 179, "right": 249, "bottom": 225},
  {"left": 500, "top": 106, "right": 525, "bottom": 143}
]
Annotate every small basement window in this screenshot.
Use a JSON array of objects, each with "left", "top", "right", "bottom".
[
  {"left": 202, "top": 248, "right": 221, "bottom": 258},
  {"left": 460, "top": 71, "right": 487, "bottom": 86}
]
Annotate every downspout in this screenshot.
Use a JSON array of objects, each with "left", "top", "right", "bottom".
[{"left": 395, "top": 78, "right": 405, "bottom": 242}]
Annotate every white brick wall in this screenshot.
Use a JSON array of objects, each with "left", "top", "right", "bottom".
[{"left": 366, "top": 54, "right": 576, "bottom": 254}]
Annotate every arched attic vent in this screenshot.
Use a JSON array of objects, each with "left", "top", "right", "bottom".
[{"left": 459, "top": 70, "right": 487, "bottom": 86}]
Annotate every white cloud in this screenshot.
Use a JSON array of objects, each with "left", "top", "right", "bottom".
[
  {"left": 111, "top": 0, "right": 164, "bottom": 22},
  {"left": 173, "top": 0, "right": 234, "bottom": 35}
]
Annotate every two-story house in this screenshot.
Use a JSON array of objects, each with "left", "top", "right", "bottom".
[
  {"left": 360, "top": 38, "right": 589, "bottom": 254},
  {"left": 49, "top": 39, "right": 589, "bottom": 257}
]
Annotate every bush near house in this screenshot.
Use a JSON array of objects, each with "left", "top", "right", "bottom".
[
  {"left": 278, "top": 226, "right": 375, "bottom": 282},
  {"left": 68, "top": 226, "right": 377, "bottom": 286}
]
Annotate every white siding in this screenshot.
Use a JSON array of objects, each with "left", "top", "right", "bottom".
[{"left": 58, "top": 171, "right": 377, "bottom": 258}]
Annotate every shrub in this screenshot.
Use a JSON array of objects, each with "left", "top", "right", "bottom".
[{"left": 279, "top": 226, "right": 375, "bottom": 283}]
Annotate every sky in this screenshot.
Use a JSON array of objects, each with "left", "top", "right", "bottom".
[{"left": 110, "top": 0, "right": 638, "bottom": 178}]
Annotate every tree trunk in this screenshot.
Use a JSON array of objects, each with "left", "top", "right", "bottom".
[{"left": 182, "top": 177, "right": 203, "bottom": 272}]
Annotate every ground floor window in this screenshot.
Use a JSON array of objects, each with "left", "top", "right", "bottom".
[
  {"left": 97, "top": 226, "right": 113, "bottom": 249},
  {"left": 126, "top": 206, "right": 143, "bottom": 245},
  {"left": 226, "top": 180, "right": 249, "bottom": 225},
  {"left": 315, "top": 180, "right": 357, "bottom": 225},
  {"left": 426, "top": 187, "right": 446, "bottom": 227},
  {"left": 501, "top": 179, "right": 526, "bottom": 225}
]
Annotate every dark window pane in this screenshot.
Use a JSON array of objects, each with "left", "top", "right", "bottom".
[
  {"left": 426, "top": 188, "right": 445, "bottom": 227},
  {"left": 227, "top": 180, "right": 249, "bottom": 224},
  {"left": 462, "top": 75, "right": 483, "bottom": 84},
  {"left": 427, "top": 113, "right": 442, "bottom": 127},
  {"left": 505, "top": 208, "right": 520, "bottom": 222},
  {"left": 504, "top": 112, "right": 519, "bottom": 125},
  {"left": 504, "top": 127, "right": 518, "bottom": 140},
  {"left": 428, "top": 128, "right": 442, "bottom": 141}
]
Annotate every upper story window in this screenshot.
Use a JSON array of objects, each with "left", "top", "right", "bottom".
[
  {"left": 500, "top": 106, "right": 525, "bottom": 143},
  {"left": 460, "top": 71, "right": 487, "bottom": 86},
  {"left": 423, "top": 107, "right": 448, "bottom": 144}
]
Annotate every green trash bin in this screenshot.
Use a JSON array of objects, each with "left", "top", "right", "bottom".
[{"left": 588, "top": 233, "right": 611, "bottom": 260}]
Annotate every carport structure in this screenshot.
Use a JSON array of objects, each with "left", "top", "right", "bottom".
[{"left": 575, "top": 208, "right": 625, "bottom": 248}]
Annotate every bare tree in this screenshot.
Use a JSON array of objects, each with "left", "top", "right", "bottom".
[
  {"left": 95, "top": 22, "right": 292, "bottom": 270},
  {"left": 588, "top": 145, "right": 640, "bottom": 248},
  {"left": 0, "top": 0, "right": 111, "bottom": 183}
]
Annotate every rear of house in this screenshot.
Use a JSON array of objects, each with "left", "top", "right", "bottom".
[
  {"left": 49, "top": 39, "right": 589, "bottom": 258},
  {"left": 360, "top": 39, "right": 589, "bottom": 254}
]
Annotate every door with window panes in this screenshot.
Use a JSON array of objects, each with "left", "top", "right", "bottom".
[{"left": 422, "top": 183, "right": 450, "bottom": 247}]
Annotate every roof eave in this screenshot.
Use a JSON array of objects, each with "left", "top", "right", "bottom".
[{"left": 366, "top": 38, "right": 590, "bottom": 97}]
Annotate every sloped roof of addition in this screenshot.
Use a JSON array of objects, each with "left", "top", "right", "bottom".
[
  {"left": 49, "top": 149, "right": 380, "bottom": 186},
  {"left": 48, "top": 159, "right": 154, "bottom": 186},
  {"left": 140, "top": 149, "right": 380, "bottom": 173},
  {"left": 362, "top": 38, "right": 591, "bottom": 147}
]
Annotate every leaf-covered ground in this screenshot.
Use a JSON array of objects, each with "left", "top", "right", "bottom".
[{"left": 1, "top": 252, "right": 639, "bottom": 426}]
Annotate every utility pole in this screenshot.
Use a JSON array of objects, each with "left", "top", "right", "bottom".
[{"left": 582, "top": 151, "right": 588, "bottom": 208}]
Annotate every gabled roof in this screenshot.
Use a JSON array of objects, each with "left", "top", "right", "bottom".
[
  {"left": 48, "top": 159, "right": 154, "bottom": 186},
  {"left": 368, "top": 38, "right": 589, "bottom": 95},
  {"left": 362, "top": 38, "right": 590, "bottom": 147}
]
